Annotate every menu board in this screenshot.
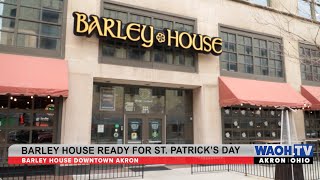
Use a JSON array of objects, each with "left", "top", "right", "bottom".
[{"left": 100, "top": 87, "right": 115, "bottom": 111}]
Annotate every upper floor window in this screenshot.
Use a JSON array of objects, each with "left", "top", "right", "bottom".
[
  {"left": 101, "top": 2, "right": 196, "bottom": 72},
  {"left": 247, "top": 0, "right": 270, "bottom": 6},
  {"left": 0, "top": 0, "right": 65, "bottom": 58},
  {"left": 300, "top": 44, "right": 320, "bottom": 82},
  {"left": 298, "top": 0, "right": 320, "bottom": 21},
  {"left": 220, "top": 27, "right": 284, "bottom": 78}
]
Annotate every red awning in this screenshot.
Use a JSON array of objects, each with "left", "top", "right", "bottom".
[
  {"left": 301, "top": 85, "right": 320, "bottom": 110},
  {"left": 219, "top": 76, "right": 309, "bottom": 108},
  {"left": 0, "top": 53, "right": 68, "bottom": 97}
]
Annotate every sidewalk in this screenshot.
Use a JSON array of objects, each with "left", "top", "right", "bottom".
[{"left": 130, "top": 166, "right": 269, "bottom": 180}]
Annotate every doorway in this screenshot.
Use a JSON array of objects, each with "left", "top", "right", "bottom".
[{"left": 125, "top": 115, "right": 165, "bottom": 144}]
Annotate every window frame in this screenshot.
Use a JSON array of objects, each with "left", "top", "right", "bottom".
[
  {"left": 0, "top": 0, "right": 67, "bottom": 59},
  {"left": 299, "top": 42, "right": 320, "bottom": 85},
  {"left": 99, "top": 0, "right": 198, "bottom": 73},
  {"left": 219, "top": 24, "right": 285, "bottom": 82},
  {"left": 298, "top": 0, "right": 320, "bottom": 21}
]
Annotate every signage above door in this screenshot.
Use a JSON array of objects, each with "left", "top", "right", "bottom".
[{"left": 73, "top": 12, "right": 222, "bottom": 56}]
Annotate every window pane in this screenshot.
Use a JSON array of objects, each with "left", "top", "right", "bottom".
[
  {"left": 154, "top": 49, "right": 163, "bottom": 63},
  {"left": 33, "top": 113, "right": 54, "bottom": 127},
  {"left": 298, "top": 0, "right": 312, "bottom": 19},
  {"left": 249, "top": 0, "right": 268, "bottom": 6},
  {"left": 0, "top": 17, "right": 15, "bottom": 31},
  {"left": 185, "top": 53, "right": 194, "bottom": 66},
  {"left": 21, "top": 0, "right": 40, "bottom": 7},
  {"left": 0, "top": 31, "right": 14, "bottom": 45},
  {"left": 20, "top": 7, "right": 40, "bottom": 21},
  {"left": 315, "top": 4, "right": 320, "bottom": 21},
  {"left": 0, "top": 3, "right": 17, "bottom": 17},
  {"left": 7, "top": 112, "right": 31, "bottom": 127},
  {"left": 184, "top": 25, "right": 193, "bottom": 33},
  {"left": 17, "top": 34, "right": 38, "bottom": 48},
  {"left": 39, "top": 37, "right": 60, "bottom": 50},
  {"left": 0, "top": 0, "right": 17, "bottom": 4},
  {"left": 175, "top": 23, "right": 184, "bottom": 31},
  {"left": 32, "top": 130, "right": 53, "bottom": 143},
  {"left": 42, "top": 0, "right": 63, "bottom": 10},
  {"left": 118, "top": 12, "right": 127, "bottom": 24},
  {"left": 42, "top": 10, "right": 61, "bottom": 23},
  {"left": 10, "top": 96, "right": 32, "bottom": 109},
  {"left": 18, "top": 21, "right": 39, "bottom": 35},
  {"left": 34, "top": 97, "right": 55, "bottom": 110},
  {"left": 41, "top": 24, "right": 60, "bottom": 37},
  {"left": 7, "top": 130, "right": 30, "bottom": 144}
]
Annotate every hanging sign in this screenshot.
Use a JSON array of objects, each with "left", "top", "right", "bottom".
[{"left": 73, "top": 12, "right": 222, "bottom": 56}]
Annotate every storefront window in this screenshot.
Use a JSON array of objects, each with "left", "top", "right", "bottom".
[
  {"left": 124, "top": 87, "right": 165, "bottom": 114},
  {"left": 222, "top": 107, "right": 281, "bottom": 144},
  {"left": 305, "top": 111, "right": 320, "bottom": 138},
  {"left": 91, "top": 84, "right": 193, "bottom": 144},
  {"left": 220, "top": 27, "right": 284, "bottom": 78},
  {"left": 166, "top": 90, "right": 193, "bottom": 144},
  {"left": 0, "top": 95, "right": 60, "bottom": 163}
]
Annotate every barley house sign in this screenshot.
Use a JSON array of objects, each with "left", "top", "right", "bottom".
[{"left": 73, "top": 12, "right": 222, "bottom": 56}]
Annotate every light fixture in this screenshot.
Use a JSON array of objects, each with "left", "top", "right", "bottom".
[
  {"left": 310, "top": 111, "right": 313, "bottom": 113},
  {"left": 10, "top": 97, "right": 13, "bottom": 100},
  {"left": 14, "top": 98, "right": 17, "bottom": 102},
  {"left": 47, "top": 95, "right": 51, "bottom": 99},
  {"left": 302, "top": 107, "right": 305, "bottom": 110},
  {"left": 259, "top": 107, "right": 262, "bottom": 110},
  {"left": 240, "top": 103, "right": 243, "bottom": 106},
  {"left": 27, "top": 102, "right": 30, "bottom": 104},
  {"left": 51, "top": 99, "right": 53, "bottom": 102},
  {"left": 1, "top": 106, "right": 3, "bottom": 108},
  {"left": 31, "top": 96, "right": 33, "bottom": 99}
]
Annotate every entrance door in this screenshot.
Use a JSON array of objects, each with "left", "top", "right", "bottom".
[{"left": 126, "top": 115, "right": 164, "bottom": 144}]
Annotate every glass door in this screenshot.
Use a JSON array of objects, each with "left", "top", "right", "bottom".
[
  {"left": 147, "top": 118, "right": 163, "bottom": 144},
  {"left": 127, "top": 117, "right": 143, "bottom": 144},
  {"left": 125, "top": 115, "right": 164, "bottom": 144}
]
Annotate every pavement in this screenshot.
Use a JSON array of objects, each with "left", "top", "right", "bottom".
[{"left": 122, "top": 165, "right": 270, "bottom": 180}]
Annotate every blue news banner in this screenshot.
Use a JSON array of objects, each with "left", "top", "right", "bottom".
[{"left": 254, "top": 144, "right": 313, "bottom": 164}]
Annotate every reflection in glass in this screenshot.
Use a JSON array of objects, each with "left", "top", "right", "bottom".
[
  {"left": 298, "top": 0, "right": 312, "bottom": 19},
  {"left": 39, "top": 37, "right": 59, "bottom": 50},
  {"left": 42, "top": 10, "right": 61, "bottom": 23},
  {"left": 17, "top": 34, "right": 38, "bottom": 48},
  {"left": 10, "top": 96, "right": 32, "bottom": 109},
  {"left": 7, "top": 112, "right": 31, "bottom": 127},
  {"left": 33, "top": 112, "right": 54, "bottom": 127},
  {"left": 0, "top": 31, "right": 14, "bottom": 45},
  {"left": 34, "top": 97, "right": 55, "bottom": 110},
  {"left": 127, "top": 118, "right": 142, "bottom": 144},
  {"left": 0, "top": 3, "right": 16, "bottom": 17},
  {"left": 148, "top": 119, "right": 162, "bottom": 144},
  {"left": 32, "top": 130, "right": 53, "bottom": 143},
  {"left": 0, "top": 17, "right": 15, "bottom": 31},
  {"left": 7, "top": 130, "right": 30, "bottom": 144},
  {"left": 91, "top": 116, "right": 123, "bottom": 144}
]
